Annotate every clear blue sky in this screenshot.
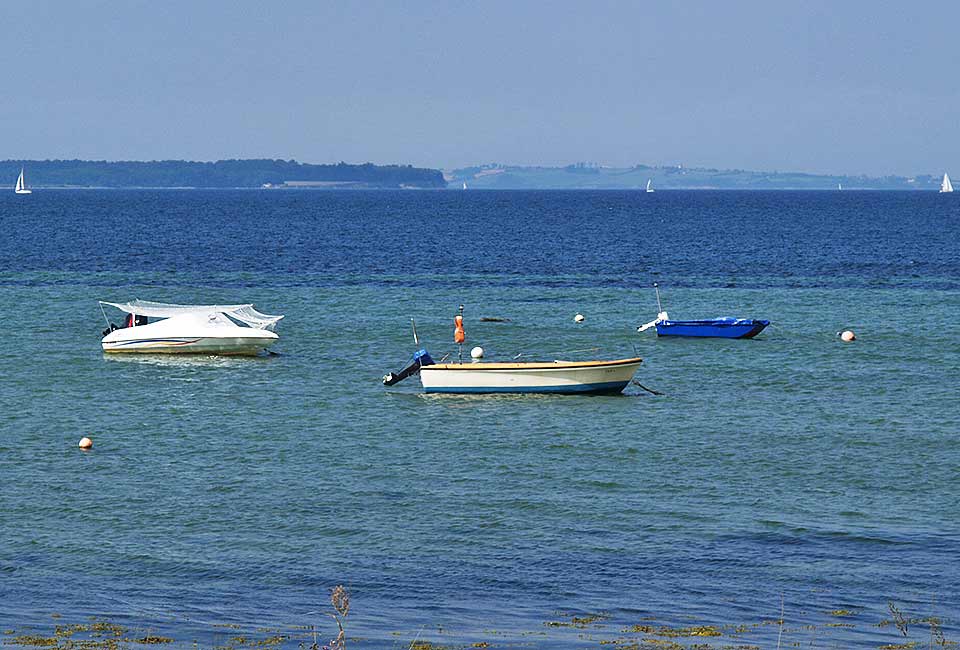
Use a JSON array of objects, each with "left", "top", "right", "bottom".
[{"left": 3, "top": 1, "right": 958, "bottom": 175}]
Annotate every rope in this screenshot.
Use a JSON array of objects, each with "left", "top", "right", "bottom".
[{"left": 631, "top": 379, "right": 664, "bottom": 396}]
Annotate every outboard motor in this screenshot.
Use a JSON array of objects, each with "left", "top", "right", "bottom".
[{"left": 382, "top": 348, "right": 435, "bottom": 386}]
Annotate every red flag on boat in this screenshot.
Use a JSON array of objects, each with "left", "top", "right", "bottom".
[{"left": 454, "top": 314, "right": 465, "bottom": 344}]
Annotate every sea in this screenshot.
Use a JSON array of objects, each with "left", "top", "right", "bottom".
[{"left": 0, "top": 190, "right": 958, "bottom": 649}]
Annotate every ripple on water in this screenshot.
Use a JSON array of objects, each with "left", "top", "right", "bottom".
[{"left": 0, "top": 191, "right": 958, "bottom": 649}]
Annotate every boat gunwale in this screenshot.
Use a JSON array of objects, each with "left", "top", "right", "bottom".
[
  {"left": 659, "top": 319, "right": 769, "bottom": 327},
  {"left": 421, "top": 357, "right": 643, "bottom": 371}
]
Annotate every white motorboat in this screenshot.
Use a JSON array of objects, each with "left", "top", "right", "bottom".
[
  {"left": 99, "top": 300, "right": 283, "bottom": 355},
  {"left": 15, "top": 168, "right": 31, "bottom": 194},
  {"left": 382, "top": 307, "right": 642, "bottom": 394}
]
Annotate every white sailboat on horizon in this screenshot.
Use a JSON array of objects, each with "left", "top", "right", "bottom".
[
  {"left": 940, "top": 173, "right": 953, "bottom": 193},
  {"left": 15, "top": 168, "right": 32, "bottom": 194},
  {"left": 646, "top": 179, "right": 654, "bottom": 193}
]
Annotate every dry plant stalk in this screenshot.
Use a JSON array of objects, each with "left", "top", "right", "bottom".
[
  {"left": 324, "top": 585, "right": 350, "bottom": 650},
  {"left": 889, "top": 601, "right": 909, "bottom": 637}
]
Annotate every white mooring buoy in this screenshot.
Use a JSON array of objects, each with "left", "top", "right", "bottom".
[
  {"left": 574, "top": 313, "right": 585, "bottom": 323},
  {"left": 839, "top": 330, "right": 856, "bottom": 342},
  {"left": 78, "top": 437, "right": 93, "bottom": 450}
]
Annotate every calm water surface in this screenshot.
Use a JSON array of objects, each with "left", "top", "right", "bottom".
[{"left": 0, "top": 190, "right": 958, "bottom": 648}]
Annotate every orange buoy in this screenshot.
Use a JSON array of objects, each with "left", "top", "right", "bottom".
[
  {"left": 78, "top": 437, "right": 93, "bottom": 450},
  {"left": 454, "top": 314, "right": 465, "bottom": 344}
]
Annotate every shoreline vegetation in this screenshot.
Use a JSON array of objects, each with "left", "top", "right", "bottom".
[
  {"left": 3, "top": 595, "right": 954, "bottom": 650},
  {"left": 0, "top": 160, "right": 446, "bottom": 190},
  {"left": 2, "top": 159, "right": 949, "bottom": 190}
]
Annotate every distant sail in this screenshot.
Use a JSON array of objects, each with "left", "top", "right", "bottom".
[
  {"left": 646, "top": 179, "right": 654, "bottom": 193},
  {"left": 462, "top": 182, "right": 467, "bottom": 190},
  {"left": 940, "top": 173, "right": 953, "bottom": 193},
  {"left": 15, "top": 168, "right": 31, "bottom": 194},
  {"left": 838, "top": 183, "right": 842, "bottom": 191}
]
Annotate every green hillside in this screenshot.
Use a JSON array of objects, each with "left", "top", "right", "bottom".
[{"left": 2, "top": 159, "right": 446, "bottom": 189}]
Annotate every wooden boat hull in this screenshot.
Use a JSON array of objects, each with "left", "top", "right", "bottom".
[
  {"left": 418, "top": 357, "right": 643, "bottom": 394},
  {"left": 655, "top": 318, "right": 769, "bottom": 339}
]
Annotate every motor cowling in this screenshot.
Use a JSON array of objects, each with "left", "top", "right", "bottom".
[{"left": 383, "top": 349, "right": 435, "bottom": 386}]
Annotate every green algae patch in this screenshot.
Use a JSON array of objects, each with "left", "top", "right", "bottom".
[
  {"left": 89, "top": 622, "right": 125, "bottom": 637},
  {"left": 653, "top": 626, "right": 722, "bottom": 638},
  {"left": 135, "top": 636, "right": 174, "bottom": 645},
  {"left": 544, "top": 612, "right": 610, "bottom": 629},
  {"left": 10, "top": 636, "right": 59, "bottom": 647},
  {"left": 825, "top": 609, "right": 857, "bottom": 617},
  {"left": 9, "top": 620, "right": 133, "bottom": 650}
]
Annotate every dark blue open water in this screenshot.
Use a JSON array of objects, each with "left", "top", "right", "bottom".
[{"left": 1, "top": 190, "right": 958, "bottom": 648}]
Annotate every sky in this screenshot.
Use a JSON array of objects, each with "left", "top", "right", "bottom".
[{"left": 3, "top": 0, "right": 958, "bottom": 176}]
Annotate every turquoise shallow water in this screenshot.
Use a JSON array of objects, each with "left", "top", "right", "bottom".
[{"left": 0, "top": 191, "right": 958, "bottom": 648}]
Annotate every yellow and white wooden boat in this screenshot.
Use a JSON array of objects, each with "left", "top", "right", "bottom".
[
  {"left": 382, "top": 306, "right": 642, "bottom": 395},
  {"left": 417, "top": 357, "right": 643, "bottom": 394}
]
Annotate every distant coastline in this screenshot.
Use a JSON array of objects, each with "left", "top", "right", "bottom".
[
  {"left": 4, "top": 158, "right": 949, "bottom": 190},
  {"left": 447, "top": 162, "right": 944, "bottom": 190},
  {"left": 2, "top": 159, "right": 446, "bottom": 189}
]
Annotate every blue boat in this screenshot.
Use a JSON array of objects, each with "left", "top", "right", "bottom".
[
  {"left": 637, "top": 284, "right": 770, "bottom": 339},
  {"left": 654, "top": 316, "right": 769, "bottom": 338}
]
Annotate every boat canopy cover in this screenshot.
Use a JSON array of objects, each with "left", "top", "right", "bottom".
[{"left": 100, "top": 300, "right": 284, "bottom": 330}]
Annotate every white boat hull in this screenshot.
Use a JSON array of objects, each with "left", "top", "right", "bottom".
[
  {"left": 101, "top": 312, "right": 278, "bottom": 356},
  {"left": 102, "top": 335, "right": 276, "bottom": 355},
  {"left": 418, "top": 358, "right": 642, "bottom": 394}
]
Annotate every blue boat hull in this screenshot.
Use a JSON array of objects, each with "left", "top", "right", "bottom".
[
  {"left": 424, "top": 380, "right": 632, "bottom": 395},
  {"left": 655, "top": 318, "right": 769, "bottom": 339}
]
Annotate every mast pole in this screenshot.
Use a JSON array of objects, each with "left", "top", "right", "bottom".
[
  {"left": 654, "top": 282, "right": 663, "bottom": 313},
  {"left": 457, "top": 304, "right": 464, "bottom": 364}
]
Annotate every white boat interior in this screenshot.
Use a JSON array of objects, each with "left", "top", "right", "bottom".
[{"left": 99, "top": 300, "right": 283, "bottom": 355}]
